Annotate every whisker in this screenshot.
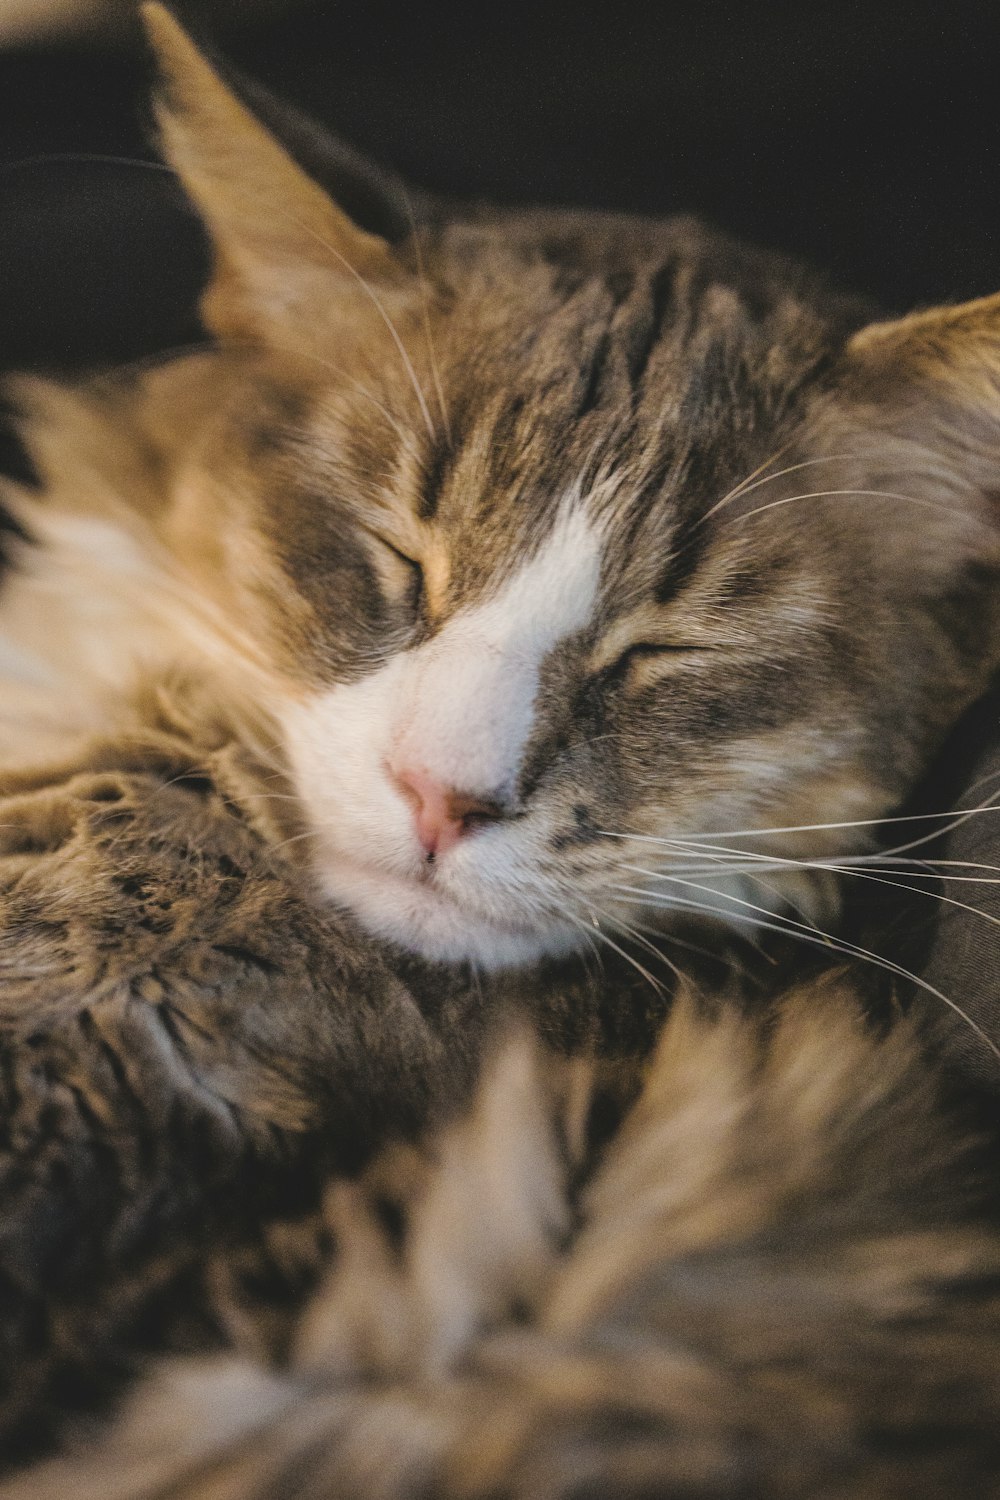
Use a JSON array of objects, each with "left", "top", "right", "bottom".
[
  {"left": 469, "top": 961, "right": 486, "bottom": 1011},
  {"left": 293, "top": 220, "right": 436, "bottom": 442},
  {"left": 232, "top": 790, "right": 303, "bottom": 804},
  {"left": 622, "top": 844, "right": 819, "bottom": 919},
  {"left": 901, "top": 859, "right": 1000, "bottom": 879},
  {"left": 618, "top": 845, "right": 1000, "bottom": 931},
  {"left": 0, "top": 153, "right": 173, "bottom": 177},
  {"left": 699, "top": 452, "right": 853, "bottom": 525},
  {"left": 596, "top": 798, "right": 1000, "bottom": 845},
  {"left": 560, "top": 907, "right": 604, "bottom": 976},
  {"left": 734, "top": 487, "right": 980, "bottom": 527},
  {"left": 564, "top": 908, "right": 667, "bottom": 999},
  {"left": 614, "top": 850, "right": 1000, "bottom": 883},
  {"left": 267, "top": 828, "right": 325, "bottom": 858},
  {"left": 861, "top": 798, "right": 1000, "bottom": 863},
  {"left": 218, "top": 334, "right": 424, "bottom": 467},
  {"left": 700, "top": 442, "right": 792, "bottom": 518},
  {"left": 598, "top": 908, "right": 686, "bottom": 985},
  {"left": 402, "top": 191, "right": 451, "bottom": 447},
  {"left": 619, "top": 914, "right": 726, "bottom": 966},
  {"left": 4, "top": 156, "right": 437, "bottom": 456},
  {"left": 611, "top": 875, "right": 1000, "bottom": 1064}
]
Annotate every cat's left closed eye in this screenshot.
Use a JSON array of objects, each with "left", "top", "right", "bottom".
[
  {"left": 370, "top": 534, "right": 425, "bottom": 608},
  {"left": 606, "top": 641, "right": 716, "bottom": 678},
  {"left": 620, "top": 641, "right": 714, "bottom": 660}
]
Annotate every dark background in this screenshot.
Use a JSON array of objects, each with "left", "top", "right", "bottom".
[{"left": 3, "top": 1, "right": 1000, "bottom": 380}]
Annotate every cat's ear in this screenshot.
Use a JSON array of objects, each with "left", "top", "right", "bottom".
[
  {"left": 818, "top": 291, "right": 1000, "bottom": 600},
  {"left": 140, "top": 3, "right": 405, "bottom": 347},
  {"left": 840, "top": 292, "right": 1000, "bottom": 502}
]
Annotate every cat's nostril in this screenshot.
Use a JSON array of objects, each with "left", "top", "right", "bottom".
[{"left": 389, "top": 765, "right": 506, "bottom": 858}]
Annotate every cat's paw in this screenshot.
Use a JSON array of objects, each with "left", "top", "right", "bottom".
[
  {"left": 0, "top": 767, "right": 138, "bottom": 859},
  {"left": 0, "top": 735, "right": 463, "bottom": 1145},
  {"left": 0, "top": 744, "right": 271, "bottom": 1022}
]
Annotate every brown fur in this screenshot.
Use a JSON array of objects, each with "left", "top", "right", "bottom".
[
  {"left": 0, "top": 6, "right": 999, "bottom": 1493},
  {"left": 6, "top": 986, "right": 1000, "bottom": 1500},
  {"left": 7, "top": 11, "right": 999, "bottom": 956}
]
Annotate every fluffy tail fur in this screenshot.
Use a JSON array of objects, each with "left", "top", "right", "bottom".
[{"left": 7, "top": 982, "right": 1000, "bottom": 1500}]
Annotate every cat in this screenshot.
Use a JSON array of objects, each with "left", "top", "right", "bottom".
[{"left": 0, "top": 4, "right": 999, "bottom": 1494}]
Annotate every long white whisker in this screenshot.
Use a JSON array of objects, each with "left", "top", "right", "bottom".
[
  {"left": 700, "top": 452, "right": 853, "bottom": 525},
  {"left": 698, "top": 442, "right": 793, "bottom": 520},
  {"left": 618, "top": 846, "right": 1000, "bottom": 931},
  {"left": 596, "top": 798, "right": 1000, "bottom": 846},
  {"left": 294, "top": 220, "right": 436, "bottom": 442},
  {"left": 555, "top": 906, "right": 607, "bottom": 977},
  {"left": 899, "top": 859, "right": 1000, "bottom": 879},
  {"left": 570, "top": 911, "right": 668, "bottom": 1000},
  {"left": 614, "top": 850, "right": 1000, "bottom": 883},
  {"left": 599, "top": 908, "right": 686, "bottom": 985},
  {"left": 621, "top": 914, "right": 727, "bottom": 966},
  {"left": 267, "top": 828, "right": 325, "bottom": 858},
  {"left": 629, "top": 845, "right": 818, "bottom": 919},
  {"left": 611, "top": 875, "right": 1000, "bottom": 1064},
  {"left": 734, "top": 487, "right": 980, "bottom": 527},
  {"left": 858, "top": 799, "right": 1000, "bottom": 863},
  {"left": 0, "top": 152, "right": 174, "bottom": 176},
  {"left": 225, "top": 334, "right": 424, "bottom": 465},
  {"left": 403, "top": 193, "right": 451, "bottom": 446}
]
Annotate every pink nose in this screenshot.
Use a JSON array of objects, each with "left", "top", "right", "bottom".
[{"left": 391, "top": 766, "right": 503, "bottom": 858}]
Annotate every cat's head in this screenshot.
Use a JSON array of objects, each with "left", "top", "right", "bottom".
[{"left": 14, "top": 6, "right": 1000, "bottom": 968}]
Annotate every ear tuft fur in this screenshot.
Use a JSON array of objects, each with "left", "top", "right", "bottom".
[{"left": 139, "top": 3, "right": 402, "bottom": 346}]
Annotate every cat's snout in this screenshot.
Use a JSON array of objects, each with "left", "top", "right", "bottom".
[{"left": 390, "top": 765, "right": 507, "bottom": 859}]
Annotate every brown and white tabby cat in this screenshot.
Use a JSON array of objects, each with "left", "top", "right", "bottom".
[{"left": 1, "top": 6, "right": 1000, "bottom": 1495}]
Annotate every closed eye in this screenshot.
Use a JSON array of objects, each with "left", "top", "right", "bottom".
[
  {"left": 620, "top": 641, "right": 714, "bottom": 660},
  {"left": 598, "top": 639, "right": 717, "bottom": 683},
  {"left": 368, "top": 532, "right": 425, "bottom": 610},
  {"left": 590, "top": 645, "right": 716, "bottom": 690},
  {"left": 617, "top": 640, "right": 716, "bottom": 668},
  {"left": 589, "top": 609, "right": 719, "bottom": 677}
]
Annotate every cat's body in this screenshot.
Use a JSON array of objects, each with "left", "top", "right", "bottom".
[
  {"left": 8, "top": 968, "right": 1000, "bottom": 1500},
  {"left": 1, "top": 6, "right": 1000, "bottom": 1494}
]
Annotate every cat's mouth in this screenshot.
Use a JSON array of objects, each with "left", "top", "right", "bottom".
[{"left": 312, "top": 849, "right": 578, "bottom": 968}]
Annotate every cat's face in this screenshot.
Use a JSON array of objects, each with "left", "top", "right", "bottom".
[
  {"left": 155, "top": 222, "right": 995, "bottom": 967},
  {"left": 19, "top": 8, "right": 1000, "bottom": 968}
]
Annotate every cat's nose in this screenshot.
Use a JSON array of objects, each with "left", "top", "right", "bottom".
[{"left": 390, "top": 765, "right": 506, "bottom": 858}]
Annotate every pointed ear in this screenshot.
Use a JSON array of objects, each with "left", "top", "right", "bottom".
[
  {"left": 140, "top": 3, "right": 403, "bottom": 346},
  {"left": 820, "top": 290, "right": 1000, "bottom": 590},
  {"left": 841, "top": 292, "right": 1000, "bottom": 498},
  {"left": 818, "top": 295, "right": 1000, "bottom": 726}
]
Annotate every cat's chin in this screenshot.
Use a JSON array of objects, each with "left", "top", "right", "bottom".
[{"left": 312, "top": 855, "right": 580, "bottom": 970}]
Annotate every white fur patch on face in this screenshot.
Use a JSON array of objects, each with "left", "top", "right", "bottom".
[
  {"left": 392, "top": 506, "right": 602, "bottom": 797},
  {"left": 282, "top": 506, "right": 603, "bottom": 966}
]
